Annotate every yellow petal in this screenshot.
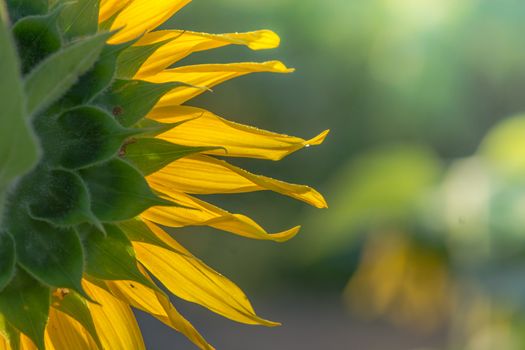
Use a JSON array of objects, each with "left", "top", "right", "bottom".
[
  {"left": 108, "top": 0, "right": 191, "bottom": 44},
  {"left": 19, "top": 334, "right": 36, "bottom": 350},
  {"left": 83, "top": 280, "right": 145, "bottom": 350},
  {"left": 0, "top": 336, "right": 10, "bottom": 350},
  {"left": 141, "top": 188, "right": 299, "bottom": 242},
  {"left": 99, "top": 0, "right": 131, "bottom": 23},
  {"left": 134, "top": 221, "right": 279, "bottom": 326},
  {"left": 150, "top": 105, "right": 329, "bottom": 160},
  {"left": 144, "top": 61, "right": 293, "bottom": 106},
  {"left": 44, "top": 309, "right": 97, "bottom": 350},
  {"left": 134, "top": 30, "right": 280, "bottom": 78},
  {"left": 106, "top": 278, "right": 213, "bottom": 350},
  {"left": 148, "top": 154, "right": 327, "bottom": 208}
]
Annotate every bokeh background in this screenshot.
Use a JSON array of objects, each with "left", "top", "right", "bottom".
[{"left": 137, "top": 1, "right": 525, "bottom": 349}]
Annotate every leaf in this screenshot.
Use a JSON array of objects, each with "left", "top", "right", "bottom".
[
  {"left": 6, "top": 0, "right": 47, "bottom": 23},
  {"left": 24, "top": 31, "right": 111, "bottom": 116},
  {"left": 94, "top": 79, "right": 182, "bottom": 127},
  {"left": 125, "top": 138, "right": 216, "bottom": 175},
  {"left": 52, "top": 290, "right": 103, "bottom": 349},
  {"left": 0, "top": 232, "right": 15, "bottom": 291},
  {"left": 80, "top": 158, "right": 170, "bottom": 222},
  {"left": 12, "top": 3, "right": 62, "bottom": 74},
  {"left": 80, "top": 224, "right": 157, "bottom": 289},
  {"left": 36, "top": 106, "right": 137, "bottom": 169},
  {"left": 0, "top": 1, "right": 39, "bottom": 197},
  {"left": 0, "top": 268, "right": 50, "bottom": 350},
  {"left": 57, "top": 0, "right": 99, "bottom": 40},
  {"left": 8, "top": 211, "right": 86, "bottom": 295}
]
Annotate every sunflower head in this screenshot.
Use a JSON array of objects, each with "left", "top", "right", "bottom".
[{"left": 0, "top": 1, "right": 327, "bottom": 349}]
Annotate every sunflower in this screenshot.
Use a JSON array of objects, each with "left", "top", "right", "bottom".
[
  {"left": 345, "top": 233, "right": 453, "bottom": 332},
  {"left": 0, "top": 0, "right": 327, "bottom": 349}
]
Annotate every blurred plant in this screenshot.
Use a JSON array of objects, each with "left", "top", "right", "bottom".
[
  {"left": 304, "top": 114, "right": 525, "bottom": 347},
  {"left": 146, "top": 1, "right": 525, "bottom": 345},
  {"left": 299, "top": 145, "right": 442, "bottom": 263},
  {"left": 344, "top": 232, "right": 453, "bottom": 332}
]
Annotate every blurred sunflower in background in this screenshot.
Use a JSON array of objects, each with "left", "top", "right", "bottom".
[
  {"left": 0, "top": 0, "right": 327, "bottom": 349},
  {"left": 300, "top": 111, "right": 525, "bottom": 348},
  {"left": 345, "top": 232, "right": 454, "bottom": 332}
]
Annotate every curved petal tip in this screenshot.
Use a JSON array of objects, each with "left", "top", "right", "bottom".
[{"left": 305, "top": 129, "right": 330, "bottom": 147}]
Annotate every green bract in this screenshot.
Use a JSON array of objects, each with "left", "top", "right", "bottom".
[{"left": 0, "top": 1, "right": 198, "bottom": 347}]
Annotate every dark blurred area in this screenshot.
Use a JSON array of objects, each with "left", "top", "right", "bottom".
[{"left": 139, "top": 1, "right": 525, "bottom": 349}]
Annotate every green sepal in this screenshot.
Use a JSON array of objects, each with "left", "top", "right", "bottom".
[
  {"left": 119, "top": 218, "right": 179, "bottom": 254},
  {"left": 80, "top": 224, "right": 158, "bottom": 290},
  {"left": 80, "top": 158, "right": 171, "bottom": 222},
  {"left": 0, "top": 314, "right": 20, "bottom": 350},
  {"left": 12, "top": 4, "right": 62, "bottom": 74},
  {"left": 82, "top": 274, "right": 112, "bottom": 293},
  {"left": 0, "top": 232, "right": 16, "bottom": 291},
  {"left": 125, "top": 138, "right": 216, "bottom": 176},
  {"left": 24, "top": 168, "right": 97, "bottom": 226},
  {"left": 7, "top": 212, "right": 86, "bottom": 296},
  {"left": 97, "top": 11, "right": 117, "bottom": 32},
  {"left": 60, "top": 41, "right": 134, "bottom": 107},
  {"left": 52, "top": 290, "right": 104, "bottom": 349},
  {"left": 115, "top": 39, "right": 169, "bottom": 79},
  {"left": 0, "top": 268, "right": 50, "bottom": 350},
  {"left": 97, "top": 1, "right": 127, "bottom": 31},
  {"left": 56, "top": 0, "right": 99, "bottom": 40},
  {"left": 24, "top": 31, "right": 111, "bottom": 116},
  {"left": 37, "top": 106, "right": 137, "bottom": 169},
  {"left": 94, "top": 79, "right": 183, "bottom": 127},
  {"left": 133, "top": 118, "right": 190, "bottom": 138},
  {"left": 0, "top": 2, "right": 39, "bottom": 201},
  {"left": 5, "top": 0, "right": 47, "bottom": 23}
]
